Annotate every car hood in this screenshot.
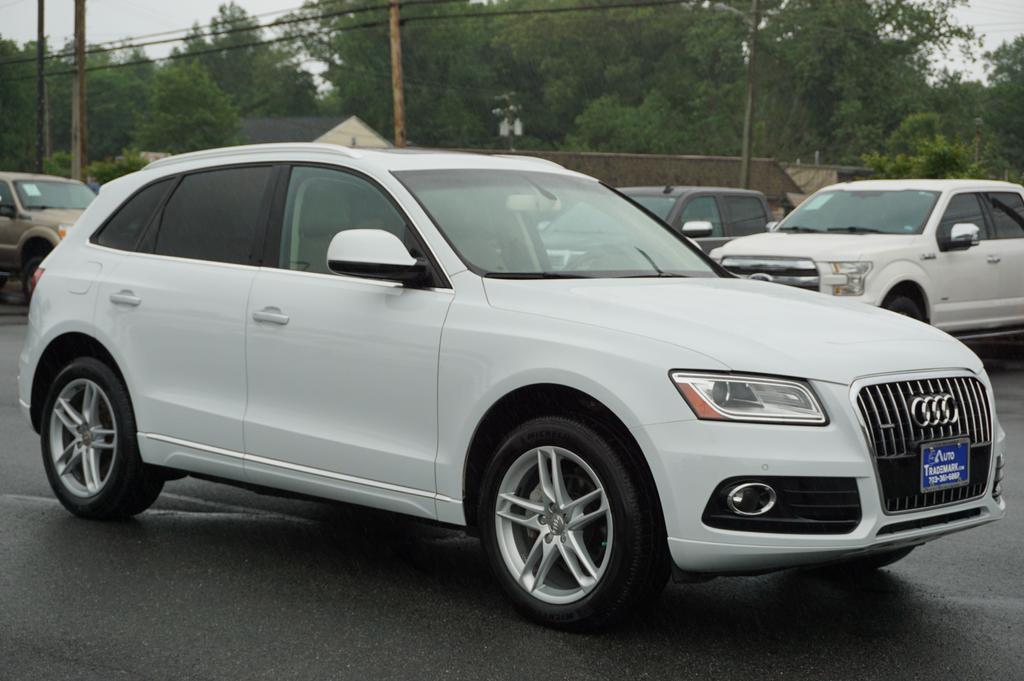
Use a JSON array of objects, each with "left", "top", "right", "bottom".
[
  {"left": 25, "top": 208, "right": 84, "bottom": 227},
  {"left": 711, "top": 232, "right": 919, "bottom": 261},
  {"left": 482, "top": 277, "right": 982, "bottom": 385}
]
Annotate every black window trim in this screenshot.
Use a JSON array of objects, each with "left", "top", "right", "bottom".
[{"left": 262, "top": 162, "right": 451, "bottom": 289}]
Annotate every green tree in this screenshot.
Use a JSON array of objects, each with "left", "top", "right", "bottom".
[
  {"left": 86, "top": 149, "right": 149, "bottom": 184},
  {"left": 986, "top": 35, "right": 1024, "bottom": 175},
  {"left": 136, "top": 60, "right": 239, "bottom": 153},
  {"left": 0, "top": 38, "right": 41, "bottom": 170}
]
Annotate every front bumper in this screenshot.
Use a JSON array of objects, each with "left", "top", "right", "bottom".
[{"left": 635, "top": 378, "right": 1006, "bottom": 574}]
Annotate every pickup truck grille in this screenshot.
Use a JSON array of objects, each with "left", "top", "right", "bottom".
[
  {"left": 719, "top": 256, "right": 820, "bottom": 290},
  {"left": 855, "top": 376, "right": 992, "bottom": 514}
]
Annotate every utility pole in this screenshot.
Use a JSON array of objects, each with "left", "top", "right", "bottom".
[
  {"left": 70, "top": 0, "right": 86, "bottom": 180},
  {"left": 388, "top": 0, "right": 406, "bottom": 148},
  {"left": 738, "top": 0, "right": 759, "bottom": 189},
  {"left": 35, "top": 0, "right": 45, "bottom": 173}
]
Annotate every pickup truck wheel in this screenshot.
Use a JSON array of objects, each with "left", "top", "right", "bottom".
[
  {"left": 40, "top": 357, "right": 164, "bottom": 519},
  {"left": 882, "top": 294, "right": 924, "bottom": 321},
  {"left": 21, "top": 255, "right": 44, "bottom": 304},
  {"left": 479, "top": 416, "right": 668, "bottom": 631}
]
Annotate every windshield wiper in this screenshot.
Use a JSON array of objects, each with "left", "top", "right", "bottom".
[
  {"left": 776, "top": 225, "right": 821, "bottom": 232},
  {"left": 484, "top": 272, "right": 595, "bottom": 279},
  {"left": 826, "top": 226, "right": 882, "bottom": 233}
]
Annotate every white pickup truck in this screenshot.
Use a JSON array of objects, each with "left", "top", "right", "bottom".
[{"left": 711, "top": 179, "right": 1024, "bottom": 336}]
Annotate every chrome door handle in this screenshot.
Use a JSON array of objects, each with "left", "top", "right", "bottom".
[
  {"left": 987, "top": 255, "right": 1001, "bottom": 264},
  {"left": 109, "top": 290, "right": 141, "bottom": 307},
  {"left": 252, "top": 307, "right": 290, "bottom": 325}
]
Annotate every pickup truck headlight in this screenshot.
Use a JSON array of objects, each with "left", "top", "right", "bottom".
[
  {"left": 826, "top": 261, "right": 871, "bottom": 296},
  {"left": 671, "top": 372, "right": 827, "bottom": 425}
]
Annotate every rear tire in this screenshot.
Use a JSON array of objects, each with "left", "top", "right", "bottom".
[
  {"left": 40, "top": 357, "right": 163, "bottom": 519},
  {"left": 479, "top": 416, "right": 669, "bottom": 631},
  {"left": 882, "top": 294, "right": 924, "bottom": 322}
]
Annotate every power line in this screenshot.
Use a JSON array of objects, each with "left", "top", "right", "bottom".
[{"left": 0, "top": 0, "right": 468, "bottom": 68}]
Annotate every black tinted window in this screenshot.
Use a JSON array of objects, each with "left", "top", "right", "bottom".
[
  {"left": 985, "top": 192, "right": 1024, "bottom": 239},
  {"left": 156, "top": 166, "right": 272, "bottom": 265},
  {"left": 938, "top": 193, "right": 987, "bottom": 241},
  {"left": 96, "top": 179, "right": 173, "bottom": 251},
  {"left": 723, "top": 195, "right": 767, "bottom": 236},
  {"left": 0, "top": 181, "right": 14, "bottom": 207}
]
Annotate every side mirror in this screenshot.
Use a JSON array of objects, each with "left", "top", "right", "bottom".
[
  {"left": 327, "top": 229, "right": 430, "bottom": 286},
  {"left": 681, "top": 220, "right": 714, "bottom": 238},
  {"left": 0, "top": 204, "right": 16, "bottom": 219},
  {"left": 766, "top": 221, "right": 779, "bottom": 232},
  {"left": 940, "top": 222, "right": 980, "bottom": 251}
]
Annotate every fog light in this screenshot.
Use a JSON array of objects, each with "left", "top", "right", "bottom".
[
  {"left": 725, "top": 482, "right": 777, "bottom": 516},
  {"left": 994, "top": 454, "right": 1005, "bottom": 501}
]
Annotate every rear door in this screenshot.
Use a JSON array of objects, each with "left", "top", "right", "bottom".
[
  {"left": 928, "top": 192, "right": 1003, "bottom": 330},
  {"left": 676, "top": 194, "right": 727, "bottom": 253},
  {"left": 982, "top": 191, "right": 1024, "bottom": 326},
  {"left": 94, "top": 165, "right": 275, "bottom": 470}
]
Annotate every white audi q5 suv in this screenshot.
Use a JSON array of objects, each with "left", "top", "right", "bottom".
[{"left": 18, "top": 144, "right": 1007, "bottom": 630}]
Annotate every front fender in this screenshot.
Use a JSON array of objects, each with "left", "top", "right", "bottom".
[{"left": 868, "top": 259, "right": 931, "bottom": 312}]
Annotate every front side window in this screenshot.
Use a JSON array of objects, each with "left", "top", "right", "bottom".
[
  {"left": 0, "top": 181, "right": 14, "bottom": 209},
  {"left": 397, "top": 169, "right": 716, "bottom": 278},
  {"left": 938, "top": 193, "right": 988, "bottom": 242},
  {"left": 779, "top": 190, "right": 939, "bottom": 234},
  {"left": 155, "top": 166, "right": 272, "bottom": 265},
  {"left": 13, "top": 180, "right": 95, "bottom": 211},
  {"left": 279, "top": 166, "right": 410, "bottom": 275},
  {"left": 95, "top": 179, "right": 173, "bottom": 251},
  {"left": 723, "top": 195, "right": 767, "bottom": 236},
  {"left": 680, "top": 196, "right": 723, "bottom": 237},
  {"left": 985, "top": 192, "right": 1024, "bottom": 239}
]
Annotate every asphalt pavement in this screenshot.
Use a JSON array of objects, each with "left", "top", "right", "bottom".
[{"left": 0, "top": 309, "right": 1021, "bottom": 680}]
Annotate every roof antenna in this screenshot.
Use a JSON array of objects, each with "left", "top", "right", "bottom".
[{"left": 662, "top": 185, "right": 673, "bottom": 194}]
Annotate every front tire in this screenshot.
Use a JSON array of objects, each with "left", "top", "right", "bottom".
[
  {"left": 479, "top": 416, "right": 669, "bottom": 631},
  {"left": 882, "top": 294, "right": 924, "bottom": 322},
  {"left": 41, "top": 357, "right": 163, "bottom": 519}
]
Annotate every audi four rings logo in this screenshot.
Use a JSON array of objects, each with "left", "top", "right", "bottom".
[{"left": 909, "top": 394, "right": 959, "bottom": 427}]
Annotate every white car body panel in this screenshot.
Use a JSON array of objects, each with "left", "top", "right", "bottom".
[
  {"left": 710, "top": 179, "right": 1024, "bottom": 333},
  {"left": 18, "top": 145, "right": 1007, "bottom": 575}
]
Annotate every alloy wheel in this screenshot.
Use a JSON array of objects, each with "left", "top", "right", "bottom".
[
  {"left": 48, "top": 378, "right": 118, "bottom": 498},
  {"left": 494, "top": 446, "right": 613, "bottom": 604}
]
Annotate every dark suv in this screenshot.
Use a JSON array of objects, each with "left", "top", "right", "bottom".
[{"left": 619, "top": 186, "right": 772, "bottom": 252}]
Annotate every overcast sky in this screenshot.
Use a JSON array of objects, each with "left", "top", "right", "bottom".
[{"left": 1, "top": 0, "right": 1022, "bottom": 81}]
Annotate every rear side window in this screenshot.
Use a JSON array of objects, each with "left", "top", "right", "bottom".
[
  {"left": 938, "top": 193, "right": 988, "bottom": 241},
  {"left": 722, "top": 195, "right": 767, "bottom": 236},
  {"left": 155, "top": 166, "right": 272, "bottom": 265},
  {"left": 95, "top": 179, "right": 173, "bottom": 251},
  {"left": 985, "top": 192, "right": 1024, "bottom": 239}
]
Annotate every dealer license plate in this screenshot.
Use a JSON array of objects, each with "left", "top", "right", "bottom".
[{"left": 921, "top": 439, "right": 970, "bottom": 493}]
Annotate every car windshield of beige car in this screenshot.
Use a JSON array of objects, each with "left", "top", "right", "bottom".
[
  {"left": 13, "top": 180, "right": 96, "bottom": 211},
  {"left": 778, "top": 189, "right": 940, "bottom": 234},
  {"left": 397, "top": 170, "right": 716, "bottom": 279}
]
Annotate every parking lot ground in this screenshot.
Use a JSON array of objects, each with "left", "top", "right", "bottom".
[{"left": 0, "top": 319, "right": 1021, "bottom": 680}]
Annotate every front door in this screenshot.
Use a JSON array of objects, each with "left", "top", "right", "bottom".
[
  {"left": 928, "top": 192, "right": 1003, "bottom": 331},
  {"left": 982, "top": 191, "right": 1024, "bottom": 327},
  {"left": 243, "top": 165, "right": 453, "bottom": 515}
]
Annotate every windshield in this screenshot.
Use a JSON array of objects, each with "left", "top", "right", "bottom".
[
  {"left": 779, "top": 189, "right": 939, "bottom": 234},
  {"left": 396, "top": 170, "right": 716, "bottom": 278},
  {"left": 14, "top": 180, "right": 96, "bottom": 211},
  {"left": 625, "top": 194, "right": 676, "bottom": 220}
]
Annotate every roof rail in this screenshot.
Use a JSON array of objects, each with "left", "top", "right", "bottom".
[{"left": 146, "top": 143, "right": 360, "bottom": 170}]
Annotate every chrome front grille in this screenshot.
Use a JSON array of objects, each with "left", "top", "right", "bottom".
[
  {"left": 855, "top": 375, "right": 993, "bottom": 514},
  {"left": 720, "top": 256, "right": 820, "bottom": 290}
]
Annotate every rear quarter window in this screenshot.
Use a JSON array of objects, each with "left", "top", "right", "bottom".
[{"left": 94, "top": 178, "right": 174, "bottom": 251}]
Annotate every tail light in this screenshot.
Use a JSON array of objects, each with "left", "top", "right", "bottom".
[{"left": 29, "top": 267, "right": 44, "bottom": 294}]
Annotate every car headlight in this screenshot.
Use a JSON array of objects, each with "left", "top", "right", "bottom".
[
  {"left": 57, "top": 223, "right": 74, "bottom": 239},
  {"left": 670, "top": 372, "right": 827, "bottom": 425},
  {"left": 826, "top": 261, "right": 871, "bottom": 296}
]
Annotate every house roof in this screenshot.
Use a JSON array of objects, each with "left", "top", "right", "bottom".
[{"left": 240, "top": 117, "right": 345, "bottom": 144}]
